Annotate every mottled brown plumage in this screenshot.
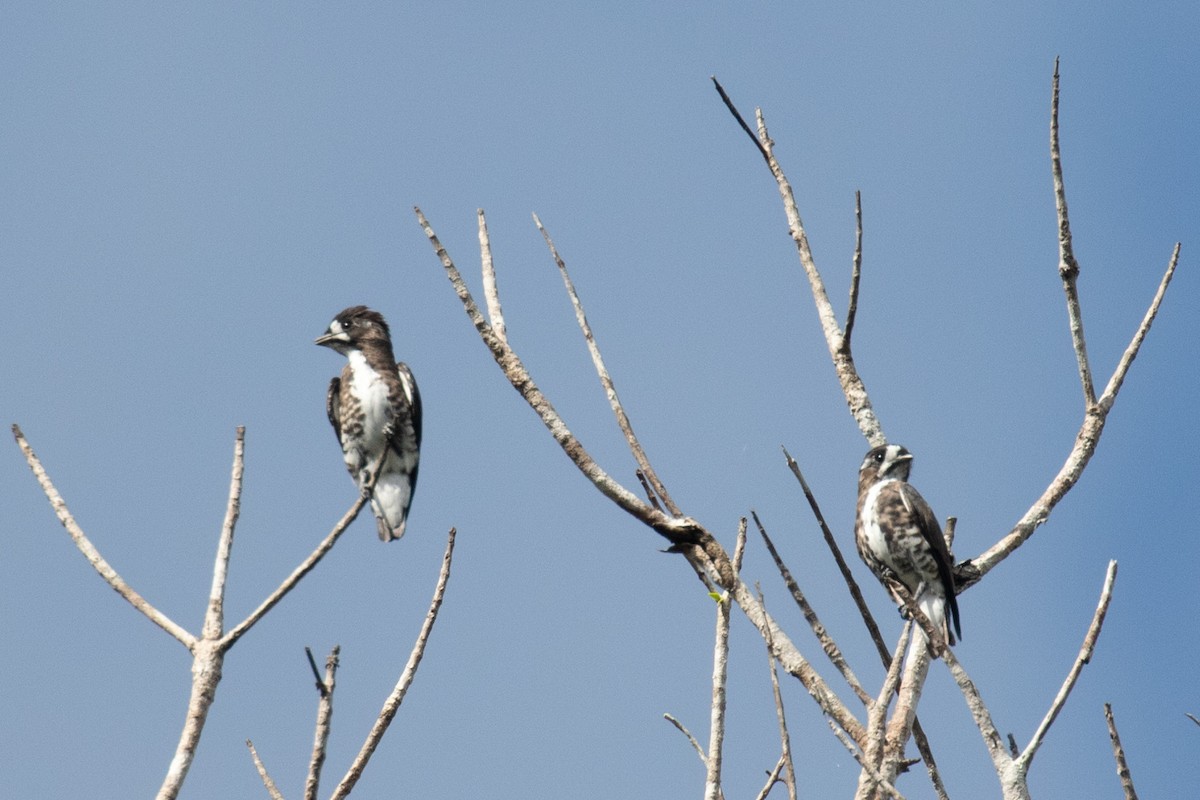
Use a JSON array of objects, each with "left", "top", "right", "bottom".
[
  {"left": 855, "top": 444, "right": 960, "bottom": 646},
  {"left": 317, "top": 306, "right": 421, "bottom": 541}
]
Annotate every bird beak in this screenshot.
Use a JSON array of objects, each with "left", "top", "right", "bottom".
[
  {"left": 314, "top": 330, "right": 347, "bottom": 348},
  {"left": 895, "top": 453, "right": 914, "bottom": 463}
]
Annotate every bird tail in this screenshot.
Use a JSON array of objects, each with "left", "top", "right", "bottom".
[
  {"left": 918, "top": 593, "right": 953, "bottom": 646},
  {"left": 370, "top": 472, "right": 414, "bottom": 542}
]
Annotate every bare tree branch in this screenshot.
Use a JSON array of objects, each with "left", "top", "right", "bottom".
[
  {"left": 305, "top": 647, "right": 340, "bottom": 800},
  {"left": 11, "top": 424, "right": 196, "bottom": 649},
  {"left": 415, "top": 206, "right": 684, "bottom": 539},
  {"left": 204, "top": 426, "right": 246, "bottom": 641},
  {"left": 223, "top": 473, "right": 376, "bottom": 648},
  {"left": 1095, "top": 242, "right": 1180, "bottom": 413},
  {"left": 942, "top": 650, "right": 1022, "bottom": 798},
  {"left": 858, "top": 625, "right": 911, "bottom": 800},
  {"left": 419, "top": 207, "right": 868, "bottom": 746},
  {"left": 534, "top": 212, "right": 681, "bottom": 517},
  {"left": 1104, "top": 703, "right": 1140, "bottom": 800},
  {"left": 329, "top": 527, "right": 457, "bottom": 800},
  {"left": 477, "top": 209, "right": 507, "bottom": 344},
  {"left": 753, "top": 510, "right": 870, "bottom": 705},
  {"left": 1017, "top": 560, "right": 1118, "bottom": 770},
  {"left": 758, "top": 587, "right": 798, "bottom": 800},
  {"left": 664, "top": 714, "right": 709, "bottom": 765},
  {"left": 844, "top": 191, "right": 864, "bottom": 348},
  {"left": 1050, "top": 58, "right": 1095, "bottom": 406},
  {"left": 247, "top": 740, "right": 286, "bottom": 800},
  {"left": 712, "top": 77, "right": 885, "bottom": 446},
  {"left": 753, "top": 755, "right": 787, "bottom": 800},
  {"left": 827, "top": 719, "right": 908, "bottom": 800},
  {"left": 702, "top": 519, "right": 744, "bottom": 800},
  {"left": 158, "top": 430, "right": 252, "bottom": 799}
]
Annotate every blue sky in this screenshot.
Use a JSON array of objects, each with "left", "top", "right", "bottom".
[{"left": 2, "top": 3, "right": 1196, "bottom": 798}]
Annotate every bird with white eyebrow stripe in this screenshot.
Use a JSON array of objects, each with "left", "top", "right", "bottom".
[
  {"left": 316, "top": 306, "right": 422, "bottom": 542},
  {"left": 855, "top": 444, "right": 961, "bottom": 653}
]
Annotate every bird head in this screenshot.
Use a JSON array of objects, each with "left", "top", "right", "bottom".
[
  {"left": 315, "top": 306, "right": 392, "bottom": 355},
  {"left": 858, "top": 444, "right": 914, "bottom": 491}
]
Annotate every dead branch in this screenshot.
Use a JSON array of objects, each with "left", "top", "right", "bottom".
[
  {"left": 12, "top": 423, "right": 196, "bottom": 649},
  {"left": 758, "top": 588, "right": 798, "bottom": 800},
  {"left": 14, "top": 423, "right": 380, "bottom": 800},
  {"left": 305, "top": 647, "right": 340, "bottom": 800},
  {"left": 702, "top": 519, "right": 744, "bottom": 800},
  {"left": 328, "top": 527, "right": 457, "bottom": 800},
  {"left": 1017, "top": 560, "right": 1118, "bottom": 770},
  {"left": 753, "top": 510, "right": 871, "bottom": 705},
  {"left": 417, "top": 206, "right": 868, "bottom": 746},
  {"left": 247, "top": 740, "right": 286, "bottom": 800},
  {"left": 1104, "top": 703, "right": 1140, "bottom": 800},
  {"left": 477, "top": 208, "right": 506, "bottom": 344},
  {"left": 711, "top": 77, "right": 885, "bottom": 446},
  {"left": 1050, "top": 58, "right": 1095, "bottom": 406},
  {"left": 534, "top": 212, "right": 681, "bottom": 517}
]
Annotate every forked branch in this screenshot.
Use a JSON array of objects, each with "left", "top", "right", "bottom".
[{"left": 417, "top": 207, "right": 868, "bottom": 747}]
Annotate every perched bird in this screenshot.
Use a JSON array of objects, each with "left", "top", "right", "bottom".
[
  {"left": 316, "top": 306, "right": 422, "bottom": 541},
  {"left": 855, "top": 444, "right": 961, "bottom": 648}
]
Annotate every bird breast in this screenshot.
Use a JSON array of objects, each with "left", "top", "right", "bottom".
[{"left": 344, "top": 351, "right": 394, "bottom": 453}]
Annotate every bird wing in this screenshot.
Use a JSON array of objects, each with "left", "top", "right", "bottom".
[
  {"left": 899, "top": 483, "right": 961, "bottom": 640},
  {"left": 395, "top": 362, "right": 422, "bottom": 446},
  {"left": 326, "top": 375, "right": 343, "bottom": 444}
]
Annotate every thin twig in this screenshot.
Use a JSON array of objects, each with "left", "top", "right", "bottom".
[
  {"left": 224, "top": 494, "right": 369, "bottom": 647},
  {"left": 758, "top": 587, "right": 798, "bottom": 800},
  {"left": 223, "top": 455, "right": 384, "bottom": 648},
  {"left": 781, "top": 447, "right": 886, "bottom": 657},
  {"left": 304, "top": 646, "right": 339, "bottom": 800},
  {"left": 664, "top": 714, "right": 709, "bottom": 765},
  {"left": 478, "top": 209, "right": 507, "bottom": 344},
  {"left": 246, "top": 740, "right": 286, "bottom": 800},
  {"left": 827, "top": 720, "right": 908, "bottom": 800},
  {"left": 304, "top": 647, "right": 325, "bottom": 696},
  {"left": 534, "top": 212, "right": 682, "bottom": 517},
  {"left": 1050, "top": 58, "right": 1095, "bottom": 407},
  {"left": 330, "top": 527, "right": 457, "bottom": 800},
  {"left": 1018, "top": 560, "right": 1118, "bottom": 770},
  {"left": 753, "top": 509, "right": 871, "bottom": 705},
  {"left": 844, "top": 191, "right": 864, "bottom": 350},
  {"left": 203, "top": 427, "right": 245, "bottom": 641},
  {"left": 942, "top": 649, "right": 1013, "bottom": 784},
  {"left": 11, "top": 424, "right": 196, "bottom": 649},
  {"left": 1095, "top": 243, "right": 1180, "bottom": 413},
  {"left": 1104, "top": 704, "right": 1140, "bottom": 800},
  {"left": 753, "top": 755, "right": 787, "bottom": 800},
  {"left": 711, "top": 76, "right": 770, "bottom": 165},
  {"left": 636, "top": 469, "right": 664, "bottom": 512}
]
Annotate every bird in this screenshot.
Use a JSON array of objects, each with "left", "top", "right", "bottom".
[
  {"left": 855, "top": 444, "right": 961, "bottom": 649},
  {"left": 316, "top": 306, "right": 422, "bottom": 541}
]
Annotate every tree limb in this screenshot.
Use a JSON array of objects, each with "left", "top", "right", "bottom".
[
  {"left": 329, "top": 527, "right": 457, "bottom": 800},
  {"left": 12, "top": 424, "right": 196, "bottom": 649}
]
